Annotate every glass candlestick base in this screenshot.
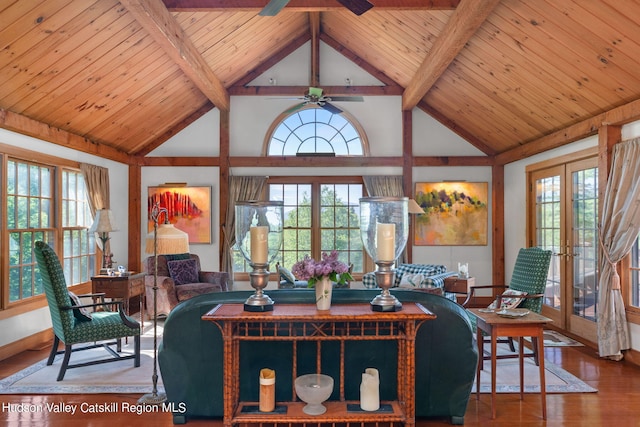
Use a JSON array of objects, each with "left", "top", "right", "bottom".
[
  {"left": 244, "top": 262, "right": 274, "bottom": 312},
  {"left": 370, "top": 261, "right": 402, "bottom": 312}
]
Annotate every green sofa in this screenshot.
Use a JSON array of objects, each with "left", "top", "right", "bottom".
[{"left": 158, "top": 289, "right": 478, "bottom": 425}]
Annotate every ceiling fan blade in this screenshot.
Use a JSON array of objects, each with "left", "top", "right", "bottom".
[
  {"left": 320, "top": 102, "right": 343, "bottom": 114},
  {"left": 259, "top": 0, "right": 290, "bottom": 16},
  {"left": 337, "top": 0, "right": 374, "bottom": 16},
  {"left": 329, "top": 96, "right": 364, "bottom": 102},
  {"left": 284, "top": 102, "right": 306, "bottom": 114}
]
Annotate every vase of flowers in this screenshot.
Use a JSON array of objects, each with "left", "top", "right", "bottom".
[{"left": 292, "top": 251, "right": 353, "bottom": 311}]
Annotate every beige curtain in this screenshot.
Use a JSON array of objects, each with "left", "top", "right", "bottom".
[
  {"left": 80, "top": 163, "right": 110, "bottom": 214},
  {"left": 363, "top": 176, "right": 408, "bottom": 264},
  {"left": 221, "top": 176, "right": 267, "bottom": 289},
  {"left": 363, "top": 176, "right": 404, "bottom": 198},
  {"left": 80, "top": 163, "right": 111, "bottom": 255},
  {"left": 597, "top": 137, "right": 640, "bottom": 360}
]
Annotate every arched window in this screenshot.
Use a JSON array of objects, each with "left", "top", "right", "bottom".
[{"left": 265, "top": 105, "right": 369, "bottom": 156}]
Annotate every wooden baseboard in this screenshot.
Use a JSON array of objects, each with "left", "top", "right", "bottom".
[{"left": 0, "top": 328, "right": 53, "bottom": 362}]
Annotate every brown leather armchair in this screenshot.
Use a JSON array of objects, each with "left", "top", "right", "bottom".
[{"left": 144, "top": 254, "right": 228, "bottom": 317}]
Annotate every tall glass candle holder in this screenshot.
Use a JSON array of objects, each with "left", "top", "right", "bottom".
[
  {"left": 359, "top": 197, "right": 409, "bottom": 311},
  {"left": 236, "top": 201, "right": 284, "bottom": 311}
]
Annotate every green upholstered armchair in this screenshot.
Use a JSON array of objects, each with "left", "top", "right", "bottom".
[
  {"left": 463, "top": 247, "right": 552, "bottom": 366},
  {"left": 34, "top": 241, "right": 141, "bottom": 381}
]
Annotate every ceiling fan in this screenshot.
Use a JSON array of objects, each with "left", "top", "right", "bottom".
[
  {"left": 277, "top": 87, "right": 364, "bottom": 114},
  {"left": 260, "top": 0, "right": 374, "bottom": 17}
]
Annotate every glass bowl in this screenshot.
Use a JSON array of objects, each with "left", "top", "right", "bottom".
[{"left": 294, "top": 373, "right": 334, "bottom": 415}]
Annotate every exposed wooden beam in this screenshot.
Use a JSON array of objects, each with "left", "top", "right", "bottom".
[
  {"left": 310, "top": 12, "right": 320, "bottom": 87},
  {"left": 139, "top": 155, "right": 492, "bottom": 167},
  {"left": 412, "top": 156, "right": 492, "bottom": 166},
  {"left": 597, "top": 125, "right": 621, "bottom": 232},
  {"left": 229, "top": 85, "right": 403, "bottom": 96},
  {"left": 0, "top": 109, "right": 132, "bottom": 164},
  {"left": 492, "top": 163, "right": 505, "bottom": 288},
  {"left": 163, "top": 0, "right": 460, "bottom": 12},
  {"left": 402, "top": 0, "right": 501, "bottom": 111},
  {"left": 139, "top": 156, "right": 221, "bottom": 166},
  {"left": 128, "top": 164, "right": 143, "bottom": 272},
  {"left": 121, "top": 0, "right": 230, "bottom": 111},
  {"left": 230, "top": 156, "right": 403, "bottom": 167},
  {"left": 496, "top": 97, "right": 640, "bottom": 165}
]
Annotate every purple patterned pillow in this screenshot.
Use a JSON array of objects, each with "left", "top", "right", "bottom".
[{"left": 167, "top": 258, "right": 199, "bottom": 285}]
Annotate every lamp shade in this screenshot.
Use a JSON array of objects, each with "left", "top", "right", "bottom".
[
  {"left": 145, "top": 224, "right": 190, "bottom": 255},
  {"left": 89, "top": 209, "right": 118, "bottom": 233},
  {"left": 408, "top": 199, "right": 424, "bottom": 214}
]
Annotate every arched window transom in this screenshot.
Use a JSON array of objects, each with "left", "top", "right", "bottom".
[{"left": 266, "top": 106, "right": 368, "bottom": 156}]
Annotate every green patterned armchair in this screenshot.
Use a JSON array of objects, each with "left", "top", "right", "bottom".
[
  {"left": 34, "top": 241, "right": 141, "bottom": 381},
  {"left": 463, "top": 247, "right": 552, "bottom": 366}
]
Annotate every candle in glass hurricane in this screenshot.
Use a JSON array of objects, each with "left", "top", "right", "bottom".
[
  {"left": 236, "top": 201, "right": 284, "bottom": 311},
  {"left": 360, "top": 197, "right": 409, "bottom": 312}
]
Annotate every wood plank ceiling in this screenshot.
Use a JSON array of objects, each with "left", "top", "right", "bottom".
[{"left": 2, "top": 0, "right": 640, "bottom": 163}]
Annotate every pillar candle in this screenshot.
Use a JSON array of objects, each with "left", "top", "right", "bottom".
[
  {"left": 360, "top": 368, "right": 380, "bottom": 411},
  {"left": 250, "top": 226, "right": 268, "bottom": 264},
  {"left": 376, "top": 223, "right": 395, "bottom": 261}
]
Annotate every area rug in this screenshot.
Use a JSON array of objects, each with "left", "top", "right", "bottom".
[
  {"left": 472, "top": 344, "right": 597, "bottom": 394},
  {"left": 524, "top": 330, "right": 584, "bottom": 347},
  {"left": 0, "top": 322, "right": 165, "bottom": 394}
]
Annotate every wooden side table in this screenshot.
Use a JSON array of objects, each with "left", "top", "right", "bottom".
[
  {"left": 444, "top": 276, "right": 475, "bottom": 294},
  {"left": 91, "top": 272, "right": 146, "bottom": 327},
  {"left": 468, "top": 308, "right": 552, "bottom": 420}
]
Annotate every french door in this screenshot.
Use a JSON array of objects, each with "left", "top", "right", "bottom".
[{"left": 527, "top": 151, "right": 598, "bottom": 342}]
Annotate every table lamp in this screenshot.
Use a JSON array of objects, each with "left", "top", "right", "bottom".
[
  {"left": 359, "top": 197, "right": 409, "bottom": 311},
  {"left": 89, "top": 209, "right": 118, "bottom": 274}
]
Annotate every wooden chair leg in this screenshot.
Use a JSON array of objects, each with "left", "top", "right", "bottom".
[
  {"left": 134, "top": 335, "right": 141, "bottom": 367},
  {"left": 507, "top": 337, "right": 516, "bottom": 352},
  {"left": 57, "top": 345, "right": 73, "bottom": 381},
  {"left": 47, "top": 335, "right": 60, "bottom": 366}
]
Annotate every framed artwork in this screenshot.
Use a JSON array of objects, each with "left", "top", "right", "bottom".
[
  {"left": 413, "top": 182, "right": 488, "bottom": 246},
  {"left": 147, "top": 186, "right": 212, "bottom": 244}
]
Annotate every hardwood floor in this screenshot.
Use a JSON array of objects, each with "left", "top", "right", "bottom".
[{"left": 1, "top": 341, "right": 639, "bottom": 426}]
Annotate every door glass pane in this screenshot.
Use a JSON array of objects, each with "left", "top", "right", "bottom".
[
  {"left": 536, "top": 175, "right": 561, "bottom": 310},
  {"left": 572, "top": 167, "right": 598, "bottom": 321}
]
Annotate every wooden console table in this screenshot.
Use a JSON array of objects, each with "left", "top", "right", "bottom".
[
  {"left": 202, "top": 303, "right": 435, "bottom": 427},
  {"left": 91, "top": 272, "right": 146, "bottom": 327}
]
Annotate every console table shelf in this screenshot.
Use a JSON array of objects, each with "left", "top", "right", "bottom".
[
  {"left": 202, "top": 303, "right": 435, "bottom": 427},
  {"left": 234, "top": 401, "right": 404, "bottom": 424}
]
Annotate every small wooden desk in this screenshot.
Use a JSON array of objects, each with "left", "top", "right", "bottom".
[
  {"left": 91, "top": 273, "right": 146, "bottom": 327},
  {"left": 468, "top": 308, "right": 552, "bottom": 420}
]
